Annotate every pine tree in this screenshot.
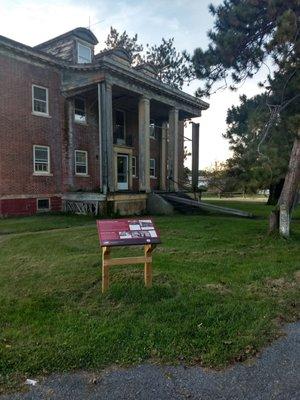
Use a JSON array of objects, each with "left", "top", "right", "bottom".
[
  {"left": 191, "top": 0, "right": 300, "bottom": 236},
  {"left": 104, "top": 27, "right": 192, "bottom": 89},
  {"left": 225, "top": 91, "right": 295, "bottom": 204}
]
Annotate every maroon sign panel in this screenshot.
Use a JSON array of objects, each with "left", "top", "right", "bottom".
[{"left": 97, "top": 218, "right": 161, "bottom": 247}]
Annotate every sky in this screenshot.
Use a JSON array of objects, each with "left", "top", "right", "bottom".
[{"left": 0, "top": 0, "right": 267, "bottom": 169}]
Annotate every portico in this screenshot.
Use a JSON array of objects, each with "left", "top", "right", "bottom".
[{"left": 61, "top": 47, "right": 208, "bottom": 214}]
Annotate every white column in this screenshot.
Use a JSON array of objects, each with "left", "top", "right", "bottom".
[
  {"left": 97, "top": 84, "right": 103, "bottom": 192},
  {"left": 99, "top": 81, "right": 114, "bottom": 193},
  {"left": 168, "top": 108, "right": 179, "bottom": 191},
  {"left": 106, "top": 83, "right": 114, "bottom": 192},
  {"left": 178, "top": 120, "right": 185, "bottom": 184},
  {"left": 192, "top": 122, "right": 200, "bottom": 190},
  {"left": 67, "top": 98, "right": 75, "bottom": 189},
  {"left": 138, "top": 96, "right": 150, "bottom": 192},
  {"left": 160, "top": 121, "right": 168, "bottom": 191}
]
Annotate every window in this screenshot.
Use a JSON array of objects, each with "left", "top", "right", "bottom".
[
  {"left": 132, "top": 156, "right": 137, "bottom": 177},
  {"left": 75, "top": 150, "right": 88, "bottom": 175},
  {"left": 150, "top": 158, "right": 156, "bottom": 178},
  {"left": 114, "top": 110, "right": 126, "bottom": 145},
  {"left": 32, "top": 85, "right": 49, "bottom": 115},
  {"left": 74, "top": 98, "right": 86, "bottom": 123},
  {"left": 33, "top": 145, "right": 50, "bottom": 174},
  {"left": 150, "top": 119, "right": 156, "bottom": 139},
  {"left": 77, "top": 43, "right": 92, "bottom": 63},
  {"left": 37, "top": 198, "right": 50, "bottom": 211}
]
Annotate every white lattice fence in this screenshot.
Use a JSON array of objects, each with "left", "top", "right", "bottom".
[{"left": 64, "top": 200, "right": 99, "bottom": 215}]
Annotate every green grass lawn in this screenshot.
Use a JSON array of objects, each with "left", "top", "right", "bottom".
[{"left": 0, "top": 202, "right": 299, "bottom": 392}]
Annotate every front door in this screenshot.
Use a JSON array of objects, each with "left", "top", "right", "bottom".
[{"left": 117, "top": 154, "right": 129, "bottom": 190}]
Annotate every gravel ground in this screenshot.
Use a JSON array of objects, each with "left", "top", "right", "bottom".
[{"left": 1, "top": 322, "right": 299, "bottom": 400}]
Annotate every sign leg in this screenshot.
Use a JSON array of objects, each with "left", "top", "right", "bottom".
[
  {"left": 144, "top": 244, "right": 153, "bottom": 288},
  {"left": 102, "top": 246, "right": 110, "bottom": 293}
]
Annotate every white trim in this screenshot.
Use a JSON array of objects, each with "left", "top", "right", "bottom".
[
  {"left": 36, "top": 197, "right": 50, "bottom": 212},
  {"left": 32, "top": 84, "right": 49, "bottom": 116},
  {"left": 150, "top": 158, "right": 156, "bottom": 178},
  {"left": 77, "top": 42, "right": 92, "bottom": 64},
  {"left": 31, "top": 112, "right": 52, "bottom": 119},
  {"left": 75, "top": 150, "right": 88, "bottom": 176},
  {"left": 33, "top": 145, "right": 50, "bottom": 175},
  {"left": 117, "top": 153, "right": 129, "bottom": 190}
]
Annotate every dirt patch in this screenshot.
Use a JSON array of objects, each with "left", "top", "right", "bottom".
[
  {"left": 264, "top": 277, "right": 297, "bottom": 291},
  {"left": 204, "top": 283, "right": 232, "bottom": 294},
  {"left": 155, "top": 247, "right": 179, "bottom": 254},
  {"left": 247, "top": 275, "right": 299, "bottom": 296},
  {"left": 294, "top": 271, "right": 300, "bottom": 284}
]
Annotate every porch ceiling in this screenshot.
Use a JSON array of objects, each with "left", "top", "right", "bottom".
[
  {"left": 65, "top": 84, "right": 199, "bottom": 121},
  {"left": 112, "top": 86, "right": 190, "bottom": 121}
]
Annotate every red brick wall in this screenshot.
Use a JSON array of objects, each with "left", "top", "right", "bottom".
[
  {"left": 0, "top": 196, "right": 62, "bottom": 217},
  {"left": 0, "top": 50, "right": 142, "bottom": 215},
  {"left": 0, "top": 51, "right": 64, "bottom": 197},
  {"left": 50, "top": 196, "right": 62, "bottom": 211},
  {"left": 71, "top": 94, "right": 100, "bottom": 191},
  {"left": 0, "top": 49, "right": 168, "bottom": 216},
  {"left": 0, "top": 198, "right": 36, "bottom": 216}
]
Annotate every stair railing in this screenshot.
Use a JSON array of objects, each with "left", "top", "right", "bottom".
[{"left": 166, "top": 176, "right": 203, "bottom": 201}]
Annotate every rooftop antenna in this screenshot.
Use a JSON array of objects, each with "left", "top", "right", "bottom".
[{"left": 87, "top": 19, "right": 105, "bottom": 30}]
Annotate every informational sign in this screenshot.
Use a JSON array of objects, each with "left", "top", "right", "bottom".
[{"left": 97, "top": 218, "right": 161, "bottom": 247}]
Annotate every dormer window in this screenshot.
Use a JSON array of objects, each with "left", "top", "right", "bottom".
[{"left": 77, "top": 43, "right": 91, "bottom": 63}]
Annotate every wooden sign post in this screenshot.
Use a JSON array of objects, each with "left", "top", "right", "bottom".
[{"left": 97, "top": 219, "right": 161, "bottom": 293}]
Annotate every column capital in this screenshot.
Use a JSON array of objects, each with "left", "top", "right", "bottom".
[
  {"left": 106, "top": 81, "right": 113, "bottom": 91},
  {"left": 139, "top": 95, "right": 151, "bottom": 103}
]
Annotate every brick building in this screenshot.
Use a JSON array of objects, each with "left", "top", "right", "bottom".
[{"left": 0, "top": 27, "right": 209, "bottom": 217}]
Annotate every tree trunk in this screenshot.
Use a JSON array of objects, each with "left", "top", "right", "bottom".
[
  {"left": 269, "top": 132, "right": 300, "bottom": 236},
  {"left": 267, "top": 179, "right": 285, "bottom": 205}
]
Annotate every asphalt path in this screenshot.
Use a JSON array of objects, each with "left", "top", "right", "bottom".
[{"left": 1, "top": 322, "right": 299, "bottom": 400}]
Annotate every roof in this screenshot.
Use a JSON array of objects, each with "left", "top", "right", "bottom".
[
  {"left": 0, "top": 30, "right": 209, "bottom": 112},
  {"left": 35, "top": 27, "right": 99, "bottom": 49},
  {"left": 95, "top": 47, "right": 131, "bottom": 63},
  {"left": 135, "top": 63, "right": 158, "bottom": 76}
]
